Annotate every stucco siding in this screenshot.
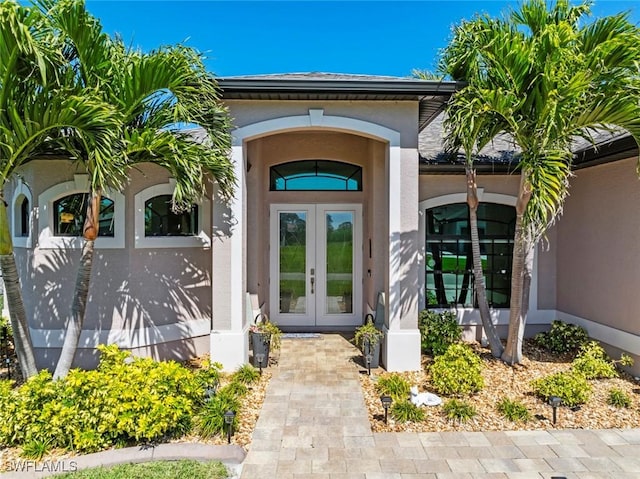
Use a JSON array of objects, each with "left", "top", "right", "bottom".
[
  {"left": 227, "top": 100, "right": 418, "bottom": 148},
  {"left": 7, "top": 161, "right": 213, "bottom": 368},
  {"left": 557, "top": 157, "right": 640, "bottom": 334}
]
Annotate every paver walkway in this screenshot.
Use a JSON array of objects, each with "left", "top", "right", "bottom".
[{"left": 240, "top": 333, "right": 640, "bottom": 479}]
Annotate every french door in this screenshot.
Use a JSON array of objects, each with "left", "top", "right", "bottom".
[{"left": 269, "top": 204, "right": 362, "bottom": 327}]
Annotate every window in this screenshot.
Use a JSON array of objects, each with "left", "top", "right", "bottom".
[
  {"left": 144, "top": 195, "right": 198, "bottom": 237},
  {"left": 270, "top": 160, "right": 362, "bottom": 191},
  {"left": 53, "top": 193, "right": 115, "bottom": 237},
  {"left": 425, "top": 203, "right": 515, "bottom": 308},
  {"left": 19, "top": 197, "right": 29, "bottom": 237}
]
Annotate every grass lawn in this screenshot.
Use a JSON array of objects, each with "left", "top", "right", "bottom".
[{"left": 56, "top": 460, "right": 228, "bottom": 479}]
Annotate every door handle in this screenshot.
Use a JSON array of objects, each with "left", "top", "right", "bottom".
[{"left": 310, "top": 268, "right": 315, "bottom": 294}]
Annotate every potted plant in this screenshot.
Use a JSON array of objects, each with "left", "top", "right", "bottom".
[
  {"left": 250, "top": 313, "right": 282, "bottom": 368},
  {"left": 353, "top": 315, "right": 383, "bottom": 369}
]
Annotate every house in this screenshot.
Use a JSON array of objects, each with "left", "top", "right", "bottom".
[{"left": 9, "top": 73, "right": 640, "bottom": 374}]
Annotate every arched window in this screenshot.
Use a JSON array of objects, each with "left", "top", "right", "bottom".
[
  {"left": 270, "top": 160, "right": 362, "bottom": 191},
  {"left": 53, "top": 193, "right": 115, "bottom": 237},
  {"left": 19, "top": 197, "right": 29, "bottom": 237},
  {"left": 144, "top": 195, "right": 198, "bottom": 236},
  {"left": 425, "top": 203, "right": 516, "bottom": 308}
]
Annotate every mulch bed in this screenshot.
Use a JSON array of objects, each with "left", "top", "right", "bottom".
[{"left": 360, "top": 340, "right": 640, "bottom": 432}]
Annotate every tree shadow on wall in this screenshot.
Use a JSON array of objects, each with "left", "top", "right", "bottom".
[{"left": 32, "top": 246, "right": 211, "bottom": 370}]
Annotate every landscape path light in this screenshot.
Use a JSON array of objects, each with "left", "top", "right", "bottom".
[
  {"left": 224, "top": 410, "right": 236, "bottom": 444},
  {"left": 380, "top": 395, "right": 392, "bottom": 424},
  {"left": 255, "top": 353, "right": 265, "bottom": 375},
  {"left": 549, "top": 396, "right": 562, "bottom": 425}
]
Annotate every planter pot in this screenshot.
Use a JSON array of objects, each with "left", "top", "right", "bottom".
[
  {"left": 251, "top": 332, "right": 271, "bottom": 368},
  {"left": 362, "top": 338, "right": 381, "bottom": 369}
]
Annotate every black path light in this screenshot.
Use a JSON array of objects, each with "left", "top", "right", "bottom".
[
  {"left": 549, "top": 396, "right": 562, "bottom": 425},
  {"left": 380, "top": 395, "right": 392, "bottom": 424},
  {"left": 365, "top": 352, "right": 373, "bottom": 376},
  {"left": 224, "top": 410, "right": 236, "bottom": 444},
  {"left": 255, "top": 353, "right": 265, "bottom": 375}
]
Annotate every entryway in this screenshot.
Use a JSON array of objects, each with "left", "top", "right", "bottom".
[{"left": 269, "top": 203, "right": 362, "bottom": 328}]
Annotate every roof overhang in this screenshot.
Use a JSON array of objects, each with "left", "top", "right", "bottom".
[{"left": 218, "top": 77, "right": 463, "bottom": 131}]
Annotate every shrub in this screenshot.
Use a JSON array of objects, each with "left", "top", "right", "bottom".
[
  {"left": 195, "top": 390, "right": 240, "bottom": 438},
  {"left": 443, "top": 399, "right": 476, "bottom": 423},
  {"left": 530, "top": 371, "right": 591, "bottom": 408},
  {"left": 232, "top": 364, "right": 260, "bottom": 384},
  {"left": 608, "top": 388, "right": 631, "bottom": 408},
  {"left": 375, "top": 373, "right": 411, "bottom": 401},
  {"left": 194, "top": 360, "right": 223, "bottom": 394},
  {"left": 21, "top": 439, "right": 50, "bottom": 460},
  {"left": 0, "top": 345, "right": 204, "bottom": 453},
  {"left": 571, "top": 341, "right": 618, "bottom": 379},
  {"left": 429, "top": 343, "right": 484, "bottom": 396},
  {"left": 390, "top": 400, "right": 425, "bottom": 423},
  {"left": 418, "top": 310, "right": 462, "bottom": 356},
  {"left": 497, "top": 397, "right": 530, "bottom": 422},
  {"left": 219, "top": 381, "right": 248, "bottom": 398},
  {"left": 533, "top": 320, "right": 588, "bottom": 354}
]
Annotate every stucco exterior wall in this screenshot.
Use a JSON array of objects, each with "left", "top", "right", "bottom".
[
  {"left": 557, "top": 157, "right": 640, "bottom": 333},
  {"left": 228, "top": 100, "right": 418, "bottom": 148},
  {"left": 7, "top": 161, "right": 212, "bottom": 370}
]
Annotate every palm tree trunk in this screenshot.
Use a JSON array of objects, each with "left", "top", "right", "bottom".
[
  {"left": 54, "top": 189, "right": 100, "bottom": 379},
  {"left": 0, "top": 193, "right": 37, "bottom": 378},
  {"left": 466, "top": 168, "right": 503, "bottom": 358},
  {"left": 502, "top": 171, "right": 532, "bottom": 365}
]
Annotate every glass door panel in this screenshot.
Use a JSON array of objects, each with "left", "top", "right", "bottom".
[
  {"left": 279, "top": 212, "right": 307, "bottom": 314},
  {"left": 324, "top": 211, "right": 353, "bottom": 314}
]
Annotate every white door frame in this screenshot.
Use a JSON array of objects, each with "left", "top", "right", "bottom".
[{"left": 269, "top": 203, "right": 363, "bottom": 328}]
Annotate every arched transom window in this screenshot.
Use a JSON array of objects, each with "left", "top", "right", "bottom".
[
  {"left": 425, "top": 203, "right": 516, "bottom": 308},
  {"left": 270, "top": 160, "right": 362, "bottom": 191}
]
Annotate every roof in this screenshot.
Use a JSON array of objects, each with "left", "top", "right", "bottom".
[
  {"left": 218, "top": 72, "right": 463, "bottom": 131},
  {"left": 418, "top": 113, "right": 638, "bottom": 173}
]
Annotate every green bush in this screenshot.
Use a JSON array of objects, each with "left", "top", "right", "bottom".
[
  {"left": 375, "top": 373, "right": 411, "bottom": 401},
  {"left": 219, "top": 381, "right": 248, "bottom": 398},
  {"left": 572, "top": 341, "right": 618, "bottom": 379},
  {"left": 195, "top": 390, "right": 240, "bottom": 438},
  {"left": 390, "top": 400, "right": 425, "bottom": 423},
  {"left": 607, "top": 388, "right": 631, "bottom": 408},
  {"left": 443, "top": 399, "right": 476, "bottom": 423},
  {"left": 530, "top": 370, "right": 591, "bottom": 407},
  {"left": 231, "top": 364, "right": 260, "bottom": 384},
  {"left": 194, "top": 360, "right": 222, "bottom": 394},
  {"left": 497, "top": 397, "right": 530, "bottom": 422},
  {"left": 533, "top": 320, "right": 588, "bottom": 354},
  {"left": 429, "top": 343, "right": 484, "bottom": 396},
  {"left": 418, "top": 310, "right": 462, "bottom": 356},
  {"left": 0, "top": 345, "right": 204, "bottom": 453}
]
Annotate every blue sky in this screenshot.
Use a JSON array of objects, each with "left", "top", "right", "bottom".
[{"left": 87, "top": 1, "right": 640, "bottom": 78}]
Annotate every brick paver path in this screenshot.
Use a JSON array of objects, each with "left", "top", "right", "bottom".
[{"left": 240, "top": 333, "right": 640, "bottom": 479}]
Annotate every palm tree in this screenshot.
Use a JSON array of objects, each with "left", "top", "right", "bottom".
[
  {"left": 0, "top": 1, "right": 120, "bottom": 378},
  {"left": 414, "top": 70, "right": 504, "bottom": 357},
  {"left": 441, "top": 0, "right": 640, "bottom": 363},
  {"left": 38, "top": 0, "right": 235, "bottom": 379}
]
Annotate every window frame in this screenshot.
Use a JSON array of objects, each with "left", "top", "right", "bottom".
[
  {"left": 11, "top": 180, "right": 33, "bottom": 248},
  {"left": 269, "top": 160, "right": 363, "bottom": 191},
  {"left": 144, "top": 194, "right": 199, "bottom": 238},
  {"left": 134, "top": 180, "right": 211, "bottom": 249},
  {"left": 418, "top": 191, "right": 517, "bottom": 310},
  {"left": 37, "top": 175, "right": 125, "bottom": 249}
]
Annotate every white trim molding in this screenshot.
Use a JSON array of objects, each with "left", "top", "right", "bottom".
[
  {"left": 134, "top": 180, "right": 211, "bottom": 249},
  {"left": 37, "top": 175, "right": 125, "bottom": 249},
  {"left": 11, "top": 179, "right": 33, "bottom": 248},
  {"left": 30, "top": 318, "right": 210, "bottom": 350}
]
